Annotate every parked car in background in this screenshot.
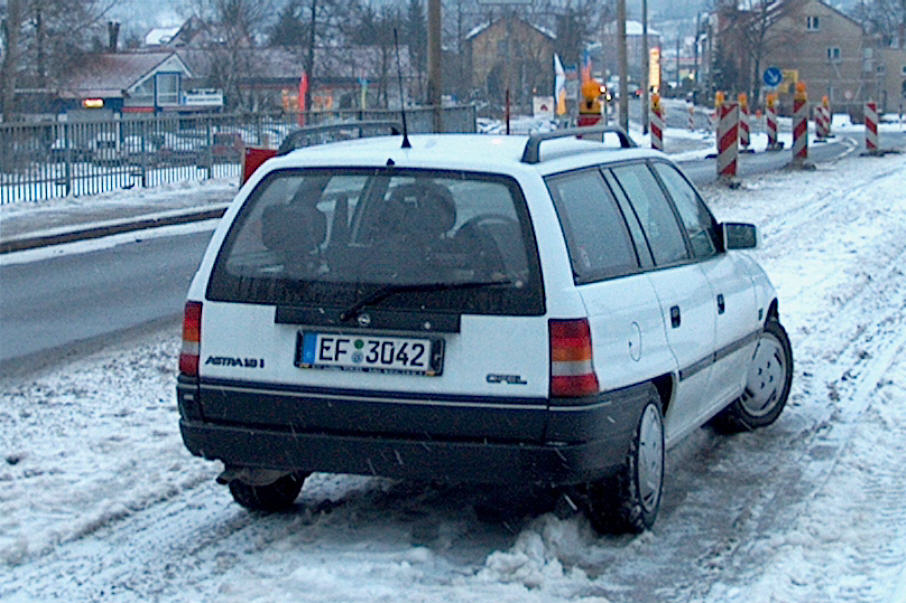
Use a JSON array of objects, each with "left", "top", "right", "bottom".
[
  {"left": 50, "top": 138, "right": 90, "bottom": 162},
  {"left": 177, "top": 125, "right": 793, "bottom": 534},
  {"left": 123, "top": 136, "right": 159, "bottom": 167},
  {"left": 149, "top": 132, "right": 199, "bottom": 166},
  {"left": 196, "top": 131, "right": 244, "bottom": 169},
  {"left": 89, "top": 133, "right": 122, "bottom": 166},
  {"left": 210, "top": 132, "right": 244, "bottom": 163}
]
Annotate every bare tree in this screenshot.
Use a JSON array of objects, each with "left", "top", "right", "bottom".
[
  {"left": 189, "top": 0, "right": 276, "bottom": 110},
  {"left": 711, "top": 0, "right": 797, "bottom": 100},
  {"left": 348, "top": 3, "right": 405, "bottom": 107},
  {"left": 267, "top": 0, "right": 345, "bottom": 112},
  {"left": 2, "top": 0, "right": 115, "bottom": 121},
  {"left": 852, "top": 0, "right": 906, "bottom": 46}
]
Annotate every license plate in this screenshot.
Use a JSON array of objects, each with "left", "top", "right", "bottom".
[{"left": 296, "top": 332, "right": 443, "bottom": 376}]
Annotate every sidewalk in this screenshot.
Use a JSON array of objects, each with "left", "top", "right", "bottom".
[{"left": 0, "top": 179, "right": 237, "bottom": 254}]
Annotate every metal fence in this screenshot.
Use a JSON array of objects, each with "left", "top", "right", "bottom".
[{"left": 0, "top": 105, "right": 476, "bottom": 205}]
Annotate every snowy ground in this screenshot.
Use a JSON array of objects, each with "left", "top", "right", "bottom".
[{"left": 2, "top": 150, "right": 906, "bottom": 601}]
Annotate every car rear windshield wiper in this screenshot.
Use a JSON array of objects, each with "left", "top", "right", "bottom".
[{"left": 339, "top": 279, "right": 512, "bottom": 322}]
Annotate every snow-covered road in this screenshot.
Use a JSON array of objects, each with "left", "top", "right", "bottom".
[{"left": 2, "top": 151, "right": 905, "bottom": 602}]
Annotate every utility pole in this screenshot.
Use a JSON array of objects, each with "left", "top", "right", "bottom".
[
  {"left": 304, "top": 0, "right": 318, "bottom": 116},
  {"left": 642, "top": 0, "right": 649, "bottom": 134},
  {"left": 675, "top": 34, "right": 681, "bottom": 92},
  {"left": 427, "top": 0, "right": 443, "bottom": 132},
  {"left": 693, "top": 13, "right": 700, "bottom": 99},
  {"left": 617, "top": 0, "right": 629, "bottom": 132},
  {"left": 505, "top": 8, "right": 513, "bottom": 125}
]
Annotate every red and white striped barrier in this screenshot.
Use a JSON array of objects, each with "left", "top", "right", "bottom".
[
  {"left": 865, "top": 101, "right": 879, "bottom": 154},
  {"left": 822, "top": 97, "right": 833, "bottom": 138},
  {"left": 717, "top": 102, "right": 739, "bottom": 179},
  {"left": 792, "top": 84, "right": 808, "bottom": 164},
  {"left": 650, "top": 94, "right": 665, "bottom": 151},
  {"left": 688, "top": 103, "right": 695, "bottom": 132},
  {"left": 815, "top": 105, "right": 829, "bottom": 141}
]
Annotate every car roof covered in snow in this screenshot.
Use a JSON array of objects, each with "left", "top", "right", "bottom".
[{"left": 262, "top": 133, "right": 665, "bottom": 180}]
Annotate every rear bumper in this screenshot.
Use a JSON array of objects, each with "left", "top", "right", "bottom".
[{"left": 177, "top": 376, "right": 649, "bottom": 487}]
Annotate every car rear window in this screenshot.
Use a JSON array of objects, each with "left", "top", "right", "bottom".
[{"left": 207, "top": 168, "right": 545, "bottom": 315}]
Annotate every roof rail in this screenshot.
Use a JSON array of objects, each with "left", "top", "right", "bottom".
[
  {"left": 520, "top": 125, "right": 637, "bottom": 164},
  {"left": 276, "top": 120, "right": 403, "bottom": 156}
]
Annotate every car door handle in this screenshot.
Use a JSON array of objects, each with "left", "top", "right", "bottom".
[
  {"left": 717, "top": 294, "right": 726, "bottom": 314},
  {"left": 670, "top": 305, "right": 681, "bottom": 328}
]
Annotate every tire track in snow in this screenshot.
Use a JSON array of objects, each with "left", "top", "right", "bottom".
[
  {"left": 669, "top": 261, "right": 906, "bottom": 601},
  {"left": 703, "top": 329, "right": 906, "bottom": 602},
  {"left": 745, "top": 161, "right": 903, "bottom": 244},
  {"left": 677, "top": 183, "right": 906, "bottom": 599}
]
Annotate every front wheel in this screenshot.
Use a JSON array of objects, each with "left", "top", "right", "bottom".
[
  {"left": 585, "top": 387, "right": 665, "bottom": 534},
  {"left": 713, "top": 319, "right": 793, "bottom": 433},
  {"left": 228, "top": 473, "right": 306, "bottom": 511}
]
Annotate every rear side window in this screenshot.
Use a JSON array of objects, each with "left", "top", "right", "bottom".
[
  {"left": 207, "top": 168, "right": 544, "bottom": 315},
  {"left": 610, "top": 163, "right": 689, "bottom": 266},
  {"left": 546, "top": 169, "right": 639, "bottom": 283},
  {"left": 652, "top": 162, "right": 719, "bottom": 259}
]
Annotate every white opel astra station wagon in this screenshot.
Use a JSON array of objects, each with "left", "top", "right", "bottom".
[{"left": 177, "top": 125, "right": 793, "bottom": 533}]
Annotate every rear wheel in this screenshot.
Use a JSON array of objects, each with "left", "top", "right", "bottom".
[
  {"left": 586, "top": 386, "right": 665, "bottom": 534},
  {"left": 712, "top": 319, "right": 793, "bottom": 433},
  {"left": 228, "top": 473, "right": 306, "bottom": 511}
]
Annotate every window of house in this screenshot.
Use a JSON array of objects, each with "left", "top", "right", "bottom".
[
  {"left": 807, "top": 16, "right": 820, "bottom": 30},
  {"left": 156, "top": 73, "right": 180, "bottom": 106},
  {"left": 129, "top": 78, "right": 155, "bottom": 105},
  {"left": 496, "top": 39, "right": 508, "bottom": 56},
  {"left": 901, "top": 65, "right": 906, "bottom": 76},
  {"left": 827, "top": 47, "right": 841, "bottom": 62}
]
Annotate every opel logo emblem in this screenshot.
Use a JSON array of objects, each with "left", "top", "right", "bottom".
[{"left": 357, "top": 313, "right": 372, "bottom": 327}]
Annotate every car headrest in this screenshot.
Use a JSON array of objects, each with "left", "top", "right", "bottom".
[
  {"left": 261, "top": 203, "right": 327, "bottom": 255},
  {"left": 387, "top": 182, "right": 456, "bottom": 238}
]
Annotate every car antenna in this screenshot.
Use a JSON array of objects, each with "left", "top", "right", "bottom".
[{"left": 393, "top": 28, "right": 412, "bottom": 149}]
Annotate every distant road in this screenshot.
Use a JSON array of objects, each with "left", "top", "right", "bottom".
[{"left": 0, "top": 229, "right": 212, "bottom": 372}]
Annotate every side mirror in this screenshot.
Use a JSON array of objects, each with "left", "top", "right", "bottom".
[{"left": 722, "top": 222, "right": 758, "bottom": 250}]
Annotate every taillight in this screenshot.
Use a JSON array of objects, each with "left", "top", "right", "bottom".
[
  {"left": 549, "top": 318, "right": 600, "bottom": 397},
  {"left": 179, "top": 301, "right": 202, "bottom": 376}
]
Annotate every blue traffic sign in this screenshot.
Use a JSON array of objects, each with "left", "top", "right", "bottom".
[{"left": 763, "top": 67, "right": 783, "bottom": 88}]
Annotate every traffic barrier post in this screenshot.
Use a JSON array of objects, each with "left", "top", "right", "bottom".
[
  {"left": 815, "top": 95, "right": 829, "bottom": 141},
  {"left": 766, "top": 93, "right": 781, "bottom": 151},
  {"left": 716, "top": 97, "right": 739, "bottom": 180},
  {"left": 792, "top": 82, "right": 808, "bottom": 165},
  {"left": 712, "top": 91, "right": 725, "bottom": 140},
  {"left": 864, "top": 101, "right": 880, "bottom": 155},
  {"left": 650, "top": 93, "right": 665, "bottom": 151},
  {"left": 578, "top": 79, "right": 604, "bottom": 131},
  {"left": 688, "top": 103, "right": 695, "bottom": 132},
  {"left": 823, "top": 96, "right": 833, "bottom": 138},
  {"left": 738, "top": 93, "right": 750, "bottom": 150}
]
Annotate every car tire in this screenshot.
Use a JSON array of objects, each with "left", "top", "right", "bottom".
[
  {"left": 586, "top": 386, "right": 665, "bottom": 534},
  {"left": 712, "top": 319, "right": 793, "bottom": 433},
  {"left": 228, "top": 473, "right": 306, "bottom": 511}
]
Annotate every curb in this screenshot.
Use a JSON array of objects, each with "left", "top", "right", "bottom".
[{"left": 0, "top": 205, "right": 229, "bottom": 255}]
